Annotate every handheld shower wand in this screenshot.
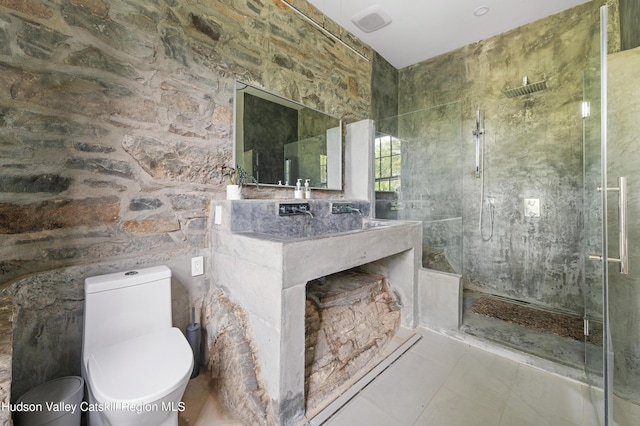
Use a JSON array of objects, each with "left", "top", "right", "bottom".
[
  {"left": 474, "top": 109, "right": 493, "bottom": 241},
  {"left": 473, "top": 110, "right": 484, "bottom": 178}
]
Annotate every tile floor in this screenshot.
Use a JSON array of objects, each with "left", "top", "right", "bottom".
[
  {"left": 179, "top": 375, "right": 244, "bottom": 426},
  {"left": 180, "top": 328, "right": 640, "bottom": 426}
]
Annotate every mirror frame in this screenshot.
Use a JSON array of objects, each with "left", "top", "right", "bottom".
[{"left": 233, "top": 81, "right": 343, "bottom": 190}]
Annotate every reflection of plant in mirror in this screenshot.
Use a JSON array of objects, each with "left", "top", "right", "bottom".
[{"left": 222, "top": 164, "right": 256, "bottom": 186}]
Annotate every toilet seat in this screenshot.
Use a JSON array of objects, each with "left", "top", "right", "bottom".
[{"left": 87, "top": 327, "right": 193, "bottom": 405}]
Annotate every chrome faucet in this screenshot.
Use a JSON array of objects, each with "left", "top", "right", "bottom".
[
  {"left": 293, "top": 206, "right": 314, "bottom": 218},
  {"left": 331, "top": 202, "right": 364, "bottom": 216},
  {"left": 349, "top": 207, "right": 363, "bottom": 216}
]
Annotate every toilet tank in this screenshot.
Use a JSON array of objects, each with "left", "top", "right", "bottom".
[{"left": 82, "top": 265, "right": 173, "bottom": 364}]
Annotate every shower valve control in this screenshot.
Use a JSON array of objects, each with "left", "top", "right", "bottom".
[{"left": 524, "top": 198, "right": 540, "bottom": 218}]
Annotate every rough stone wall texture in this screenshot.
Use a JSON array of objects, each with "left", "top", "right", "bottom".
[
  {"left": 0, "top": 296, "right": 12, "bottom": 426},
  {"left": 205, "top": 289, "right": 273, "bottom": 425},
  {"left": 304, "top": 269, "right": 400, "bottom": 416},
  {"left": 0, "top": 0, "right": 371, "bottom": 284},
  {"left": 397, "top": 1, "right": 603, "bottom": 314},
  {"left": 0, "top": 0, "right": 372, "bottom": 409}
]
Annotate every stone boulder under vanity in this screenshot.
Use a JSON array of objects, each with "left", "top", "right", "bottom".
[
  {"left": 204, "top": 269, "right": 401, "bottom": 425},
  {"left": 304, "top": 269, "right": 400, "bottom": 415}
]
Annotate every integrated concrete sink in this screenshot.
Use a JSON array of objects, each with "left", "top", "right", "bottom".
[
  {"left": 229, "top": 199, "right": 378, "bottom": 240},
  {"left": 211, "top": 199, "right": 422, "bottom": 425},
  {"left": 238, "top": 217, "right": 401, "bottom": 242}
]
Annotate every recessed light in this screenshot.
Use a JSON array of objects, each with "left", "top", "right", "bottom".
[{"left": 474, "top": 5, "right": 490, "bottom": 17}]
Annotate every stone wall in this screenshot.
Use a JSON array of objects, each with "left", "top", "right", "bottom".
[
  {"left": 0, "top": 296, "right": 12, "bottom": 426},
  {"left": 205, "top": 290, "right": 273, "bottom": 425},
  {"left": 0, "top": 0, "right": 373, "bottom": 409}
]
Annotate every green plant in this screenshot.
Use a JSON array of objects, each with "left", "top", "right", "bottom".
[{"left": 222, "top": 164, "right": 255, "bottom": 186}]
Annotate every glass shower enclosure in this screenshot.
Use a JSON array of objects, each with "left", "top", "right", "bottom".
[
  {"left": 373, "top": 5, "right": 632, "bottom": 424},
  {"left": 374, "top": 102, "right": 463, "bottom": 274}
]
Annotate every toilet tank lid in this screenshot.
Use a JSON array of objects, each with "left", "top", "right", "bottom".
[{"left": 85, "top": 265, "right": 171, "bottom": 294}]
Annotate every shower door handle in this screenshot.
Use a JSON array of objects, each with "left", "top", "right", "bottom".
[
  {"left": 616, "top": 176, "right": 629, "bottom": 274},
  {"left": 588, "top": 177, "right": 628, "bottom": 274}
]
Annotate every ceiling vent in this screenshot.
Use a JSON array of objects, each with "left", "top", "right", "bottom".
[{"left": 351, "top": 5, "right": 392, "bottom": 33}]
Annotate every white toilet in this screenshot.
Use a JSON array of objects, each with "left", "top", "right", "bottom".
[{"left": 82, "top": 265, "right": 194, "bottom": 426}]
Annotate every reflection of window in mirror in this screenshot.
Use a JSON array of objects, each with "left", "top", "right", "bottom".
[
  {"left": 284, "top": 158, "right": 291, "bottom": 186},
  {"left": 374, "top": 134, "right": 402, "bottom": 191},
  {"left": 319, "top": 154, "right": 328, "bottom": 185}
]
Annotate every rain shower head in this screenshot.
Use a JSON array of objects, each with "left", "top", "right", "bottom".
[{"left": 503, "top": 75, "right": 547, "bottom": 98}]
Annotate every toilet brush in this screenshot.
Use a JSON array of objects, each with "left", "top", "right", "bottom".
[{"left": 186, "top": 307, "right": 200, "bottom": 378}]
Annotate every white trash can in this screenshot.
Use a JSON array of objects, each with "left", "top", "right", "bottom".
[{"left": 15, "top": 376, "right": 84, "bottom": 426}]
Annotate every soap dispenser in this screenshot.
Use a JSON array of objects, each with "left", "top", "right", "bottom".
[
  {"left": 294, "top": 179, "right": 303, "bottom": 199},
  {"left": 304, "top": 179, "right": 311, "bottom": 199}
]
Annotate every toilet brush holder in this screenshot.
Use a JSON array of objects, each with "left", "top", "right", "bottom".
[{"left": 186, "top": 307, "right": 200, "bottom": 378}]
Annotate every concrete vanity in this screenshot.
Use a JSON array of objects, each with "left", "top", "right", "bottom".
[{"left": 210, "top": 199, "right": 421, "bottom": 425}]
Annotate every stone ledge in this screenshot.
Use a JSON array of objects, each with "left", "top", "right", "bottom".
[
  {"left": 0, "top": 196, "right": 119, "bottom": 234},
  {"left": 123, "top": 217, "right": 180, "bottom": 234},
  {"left": 0, "top": 174, "right": 70, "bottom": 194}
]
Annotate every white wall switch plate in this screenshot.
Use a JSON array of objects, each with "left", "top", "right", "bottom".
[
  {"left": 191, "top": 256, "right": 204, "bottom": 276},
  {"left": 214, "top": 205, "right": 222, "bottom": 225}
]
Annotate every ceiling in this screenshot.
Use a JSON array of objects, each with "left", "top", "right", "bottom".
[{"left": 306, "top": 0, "right": 592, "bottom": 69}]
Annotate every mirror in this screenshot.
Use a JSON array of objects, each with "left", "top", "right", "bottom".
[{"left": 234, "top": 81, "right": 342, "bottom": 190}]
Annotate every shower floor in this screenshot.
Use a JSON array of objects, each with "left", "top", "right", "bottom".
[
  {"left": 460, "top": 290, "right": 603, "bottom": 379},
  {"left": 468, "top": 295, "right": 603, "bottom": 345}
]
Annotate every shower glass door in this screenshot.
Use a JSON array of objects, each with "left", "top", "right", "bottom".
[
  {"left": 583, "top": 5, "right": 613, "bottom": 425},
  {"left": 373, "top": 102, "right": 463, "bottom": 273}
]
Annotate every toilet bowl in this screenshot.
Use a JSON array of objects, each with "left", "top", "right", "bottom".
[{"left": 82, "top": 266, "right": 194, "bottom": 426}]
